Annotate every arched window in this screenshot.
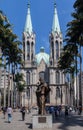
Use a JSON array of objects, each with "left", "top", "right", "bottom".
[
  {"left": 60, "top": 73, "right": 63, "bottom": 84},
  {"left": 60, "top": 42, "right": 62, "bottom": 55},
  {"left": 27, "top": 53, "right": 30, "bottom": 60},
  {"left": 31, "top": 53, "right": 33, "bottom": 60},
  {"left": 27, "top": 41, "right": 30, "bottom": 52},
  {"left": 51, "top": 42, "right": 54, "bottom": 59},
  {"left": 39, "top": 71, "right": 45, "bottom": 81},
  {"left": 56, "top": 87, "right": 60, "bottom": 98},
  {"left": 56, "top": 71, "right": 60, "bottom": 84},
  {"left": 31, "top": 42, "right": 34, "bottom": 52},
  {"left": 55, "top": 41, "right": 59, "bottom": 60},
  {"left": 26, "top": 72, "right": 30, "bottom": 85}
]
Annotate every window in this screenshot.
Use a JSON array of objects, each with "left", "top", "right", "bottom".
[
  {"left": 55, "top": 41, "right": 59, "bottom": 60},
  {"left": 56, "top": 87, "right": 60, "bottom": 98},
  {"left": 27, "top": 41, "right": 30, "bottom": 52},
  {"left": 39, "top": 71, "right": 45, "bottom": 81},
  {"left": 60, "top": 42, "right": 62, "bottom": 56},
  {"left": 51, "top": 42, "right": 54, "bottom": 59},
  {"left": 26, "top": 72, "right": 30, "bottom": 85},
  {"left": 31, "top": 53, "right": 33, "bottom": 60},
  {"left": 27, "top": 54, "right": 30, "bottom": 60},
  {"left": 56, "top": 71, "right": 60, "bottom": 84}
]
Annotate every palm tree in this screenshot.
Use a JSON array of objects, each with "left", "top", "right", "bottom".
[
  {"left": 73, "top": 0, "right": 83, "bottom": 110},
  {"left": 14, "top": 73, "right": 25, "bottom": 107},
  {"left": 0, "top": 10, "right": 11, "bottom": 107},
  {"left": 0, "top": 10, "right": 22, "bottom": 107},
  {"left": 58, "top": 0, "right": 83, "bottom": 108},
  {"left": 66, "top": 0, "right": 83, "bottom": 109}
]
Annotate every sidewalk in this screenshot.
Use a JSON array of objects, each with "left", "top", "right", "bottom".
[{"left": 0, "top": 110, "right": 83, "bottom": 130}]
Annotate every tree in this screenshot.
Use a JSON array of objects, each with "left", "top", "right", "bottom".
[
  {"left": 0, "top": 10, "right": 23, "bottom": 107},
  {"left": 58, "top": 0, "right": 83, "bottom": 108},
  {"left": 14, "top": 73, "right": 25, "bottom": 106},
  {"left": 66, "top": 0, "right": 83, "bottom": 109}
]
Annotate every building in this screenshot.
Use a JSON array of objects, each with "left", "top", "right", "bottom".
[
  {"left": 21, "top": 2, "right": 67, "bottom": 107},
  {"left": 0, "top": 69, "right": 13, "bottom": 107}
]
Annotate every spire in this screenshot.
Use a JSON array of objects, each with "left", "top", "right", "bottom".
[
  {"left": 52, "top": 2, "right": 61, "bottom": 33},
  {"left": 24, "top": 1, "right": 33, "bottom": 35}
]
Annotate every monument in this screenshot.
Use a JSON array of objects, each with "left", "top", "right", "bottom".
[{"left": 32, "top": 78, "right": 52, "bottom": 129}]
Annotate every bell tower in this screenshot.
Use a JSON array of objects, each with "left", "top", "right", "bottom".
[
  {"left": 49, "top": 3, "right": 63, "bottom": 67},
  {"left": 22, "top": 2, "right": 36, "bottom": 68}
]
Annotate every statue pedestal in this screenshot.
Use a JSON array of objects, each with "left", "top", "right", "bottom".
[{"left": 32, "top": 114, "right": 52, "bottom": 130}]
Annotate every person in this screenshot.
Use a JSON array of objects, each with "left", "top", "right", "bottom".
[
  {"left": 55, "top": 108, "right": 58, "bottom": 118},
  {"left": 58, "top": 105, "right": 62, "bottom": 116},
  {"left": 21, "top": 106, "right": 26, "bottom": 121},
  {"left": 7, "top": 106, "right": 13, "bottom": 123},
  {"left": 2, "top": 107, "right": 7, "bottom": 119},
  {"left": 78, "top": 106, "right": 82, "bottom": 115},
  {"left": 65, "top": 106, "right": 68, "bottom": 117}
]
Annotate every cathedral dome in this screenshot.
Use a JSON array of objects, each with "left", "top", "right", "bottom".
[{"left": 36, "top": 47, "right": 49, "bottom": 65}]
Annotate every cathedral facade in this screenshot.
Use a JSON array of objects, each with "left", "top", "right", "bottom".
[{"left": 21, "top": 3, "right": 67, "bottom": 107}]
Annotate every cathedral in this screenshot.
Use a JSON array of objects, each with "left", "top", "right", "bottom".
[{"left": 21, "top": 2, "right": 67, "bottom": 107}]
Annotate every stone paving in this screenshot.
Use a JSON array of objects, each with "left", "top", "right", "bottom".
[{"left": 0, "top": 109, "right": 83, "bottom": 130}]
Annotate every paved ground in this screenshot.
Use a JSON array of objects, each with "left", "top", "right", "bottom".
[{"left": 0, "top": 109, "right": 83, "bottom": 130}]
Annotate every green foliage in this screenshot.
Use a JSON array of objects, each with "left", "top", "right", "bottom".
[
  {"left": 14, "top": 73, "right": 25, "bottom": 92},
  {"left": 0, "top": 10, "right": 22, "bottom": 73},
  {"left": 58, "top": 0, "right": 83, "bottom": 74}
]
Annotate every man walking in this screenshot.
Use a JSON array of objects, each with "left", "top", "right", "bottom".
[
  {"left": 21, "top": 106, "right": 26, "bottom": 121},
  {"left": 7, "top": 106, "right": 13, "bottom": 123}
]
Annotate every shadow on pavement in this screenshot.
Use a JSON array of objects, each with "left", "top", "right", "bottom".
[
  {"left": 25, "top": 123, "right": 32, "bottom": 129},
  {"left": 4, "top": 121, "right": 9, "bottom": 123},
  {"left": 53, "top": 115, "right": 83, "bottom": 130}
]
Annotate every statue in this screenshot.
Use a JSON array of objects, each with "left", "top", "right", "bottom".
[{"left": 36, "top": 78, "right": 51, "bottom": 115}]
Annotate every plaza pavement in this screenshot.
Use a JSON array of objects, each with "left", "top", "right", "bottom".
[{"left": 0, "top": 109, "right": 83, "bottom": 130}]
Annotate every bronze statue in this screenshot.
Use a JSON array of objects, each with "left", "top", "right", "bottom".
[{"left": 36, "top": 78, "right": 51, "bottom": 115}]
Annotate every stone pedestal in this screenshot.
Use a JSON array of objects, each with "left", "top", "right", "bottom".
[{"left": 32, "top": 114, "right": 52, "bottom": 129}]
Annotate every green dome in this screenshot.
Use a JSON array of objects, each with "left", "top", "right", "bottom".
[{"left": 36, "top": 47, "right": 49, "bottom": 65}]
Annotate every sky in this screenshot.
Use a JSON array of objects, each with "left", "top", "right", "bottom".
[{"left": 0, "top": 0, "right": 75, "bottom": 54}]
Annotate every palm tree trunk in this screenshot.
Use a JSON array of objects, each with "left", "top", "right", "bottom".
[
  {"left": 75, "top": 55, "right": 78, "bottom": 107},
  {"left": 4, "top": 57, "right": 6, "bottom": 107},
  {"left": 11, "top": 76, "right": 13, "bottom": 108},
  {"left": 19, "top": 92, "right": 22, "bottom": 106},
  {"left": 8, "top": 64, "right": 10, "bottom": 107},
  {"left": 79, "top": 44, "right": 82, "bottom": 109}
]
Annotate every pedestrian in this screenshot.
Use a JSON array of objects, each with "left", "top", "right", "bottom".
[
  {"left": 7, "top": 106, "right": 13, "bottom": 123},
  {"left": 78, "top": 106, "right": 82, "bottom": 115},
  {"left": 58, "top": 105, "right": 62, "bottom": 116},
  {"left": 21, "top": 106, "right": 26, "bottom": 121},
  {"left": 65, "top": 106, "right": 68, "bottom": 117},
  {"left": 2, "top": 107, "right": 7, "bottom": 119},
  {"left": 55, "top": 108, "right": 58, "bottom": 119}
]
